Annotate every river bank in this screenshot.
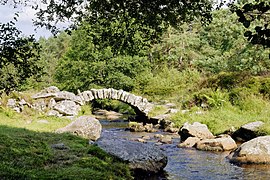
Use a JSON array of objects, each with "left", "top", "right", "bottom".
[{"left": 101, "top": 119, "right": 270, "bottom": 179}]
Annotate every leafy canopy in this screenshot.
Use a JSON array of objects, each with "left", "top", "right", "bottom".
[
  {"left": 230, "top": 0, "right": 270, "bottom": 50},
  {"left": 0, "top": 22, "right": 41, "bottom": 93}
]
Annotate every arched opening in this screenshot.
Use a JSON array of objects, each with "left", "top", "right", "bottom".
[
  {"left": 90, "top": 99, "right": 149, "bottom": 123},
  {"left": 79, "top": 88, "right": 153, "bottom": 122}
]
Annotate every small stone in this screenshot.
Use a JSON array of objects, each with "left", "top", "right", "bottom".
[
  {"left": 137, "top": 138, "right": 146, "bottom": 143},
  {"left": 18, "top": 99, "right": 27, "bottom": 106},
  {"left": 37, "top": 120, "right": 49, "bottom": 124},
  {"left": 47, "top": 110, "right": 62, "bottom": 117},
  {"left": 154, "top": 134, "right": 164, "bottom": 138},
  {"left": 164, "top": 127, "right": 179, "bottom": 133},
  {"left": 178, "top": 137, "right": 200, "bottom": 148},
  {"left": 7, "top": 99, "right": 16, "bottom": 108},
  {"left": 142, "top": 136, "right": 151, "bottom": 140},
  {"left": 129, "top": 122, "right": 146, "bottom": 132},
  {"left": 159, "top": 135, "right": 172, "bottom": 144}
]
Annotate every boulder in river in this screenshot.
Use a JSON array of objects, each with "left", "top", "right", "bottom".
[
  {"left": 96, "top": 138, "right": 167, "bottom": 174},
  {"left": 178, "top": 137, "right": 200, "bottom": 148},
  {"left": 227, "top": 135, "right": 270, "bottom": 164},
  {"left": 179, "top": 122, "right": 214, "bottom": 141},
  {"left": 56, "top": 116, "right": 102, "bottom": 141},
  {"left": 196, "top": 135, "right": 237, "bottom": 151},
  {"left": 232, "top": 121, "right": 265, "bottom": 142},
  {"left": 128, "top": 122, "right": 146, "bottom": 132}
]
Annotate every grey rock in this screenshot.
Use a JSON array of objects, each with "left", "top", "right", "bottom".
[
  {"left": 159, "top": 119, "right": 175, "bottom": 129},
  {"left": 56, "top": 116, "right": 102, "bottom": 141},
  {"left": 228, "top": 136, "right": 270, "bottom": 164},
  {"left": 178, "top": 137, "right": 200, "bottom": 148},
  {"left": 53, "top": 100, "right": 81, "bottom": 116},
  {"left": 179, "top": 122, "right": 214, "bottom": 142},
  {"left": 7, "top": 99, "right": 16, "bottom": 108},
  {"left": 47, "top": 110, "right": 62, "bottom": 117},
  {"left": 18, "top": 99, "right": 27, "bottom": 106},
  {"left": 31, "top": 86, "right": 60, "bottom": 99},
  {"left": 96, "top": 138, "right": 167, "bottom": 173},
  {"left": 154, "top": 134, "right": 164, "bottom": 139},
  {"left": 48, "top": 98, "right": 56, "bottom": 109},
  {"left": 232, "top": 121, "right": 265, "bottom": 141},
  {"left": 144, "top": 123, "right": 156, "bottom": 133},
  {"left": 44, "top": 86, "right": 60, "bottom": 93},
  {"left": 32, "top": 99, "right": 47, "bottom": 111},
  {"left": 164, "top": 127, "right": 179, "bottom": 133},
  {"left": 54, "top": 91, "right": 83, "bottom": 105},
  {"left": 166, "top": 108, "right": 179, "bottom": 114},
  {"left": 128, "top": 122, "right": 146, "bottom": 132},
  {"left": 196, "top": 135, "right": 237, "bottom": 151},
  {"left": 159, "top": 135, "right": 172, "bottom": 144},
  {"left": 150, "top": 114, "right": 171, "bottom": 124}
]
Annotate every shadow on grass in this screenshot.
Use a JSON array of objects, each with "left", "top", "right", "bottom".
[{"left": 0, "top": 125, "right": 131, "bottom": 179}]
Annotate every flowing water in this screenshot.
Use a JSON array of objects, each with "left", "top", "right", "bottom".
[{"left": 100, "top": 120, "right": 270, "bottom": 180}]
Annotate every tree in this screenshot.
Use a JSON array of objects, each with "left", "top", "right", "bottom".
[
  {"left": 150, "top": 9, "right": 270, "bottom": 74},
  {"left": 54, "top": 24, "right": 150, "bottom": 92},
  {"left": 0, "top": 22, "right": 42, "bottom": 93},
  {"left": 230, "top": 0, "right": 270, "bottom": 51},
  {"left": 1, "top": 1, "right": 213, "bottom": 41}
]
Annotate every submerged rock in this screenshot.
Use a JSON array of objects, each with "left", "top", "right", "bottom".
[
  {"left": 96, "top": 138, "right": 167, "bottom": 174},
  {"left": 228, "top": 136, "right": 270, "bottom": 164},
  {"left": 56, "top": 116, "right": 102, "bottom": 141}
]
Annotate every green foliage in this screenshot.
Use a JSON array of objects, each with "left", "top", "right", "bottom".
[
  {"left": 92, "top": 99, "right": 135, "bottom": 115},
  {"left": 195, "top": 9, "right": 270, "bottom": 74},
  {"left": 230, "top": 0, "right": 270, "bottom": 49},
  {"left": 32, "top": 0, "right": 213, "bottom": 38},
  {"left": 152, "top": 9, "right": 269, "bottom": 74},
  {"left": 172, "top": 95, "right": 270, "bottom": 135},
  {"left": 141, "top": 67, "right": 201, "bottom": 99},
  {"left": 0, "top": 22, "right": 42, "bottom": 94},
  {"left": 55, "top": 24, "right": 151, "bottom": 92}
]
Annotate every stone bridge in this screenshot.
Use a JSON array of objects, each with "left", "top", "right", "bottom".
[{"left": 79, "top": 88, "right": 153, "bottom": 117}]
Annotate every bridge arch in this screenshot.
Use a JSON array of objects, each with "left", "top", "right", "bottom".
[{"left": 78, "top": 88, "right": 153, "bottom": 118}]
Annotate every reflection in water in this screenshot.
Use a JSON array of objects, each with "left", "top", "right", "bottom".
[{"left": 100, "top": 120, "right": 270, "bottom": 180}]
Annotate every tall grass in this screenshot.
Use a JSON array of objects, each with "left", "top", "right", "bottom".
[{"left": 144, "top": 69, "right": 270, "bottom": 135}]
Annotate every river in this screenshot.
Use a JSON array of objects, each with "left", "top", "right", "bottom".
[{"left": 100, "top": 119, "right": 270, "bottom": 180}]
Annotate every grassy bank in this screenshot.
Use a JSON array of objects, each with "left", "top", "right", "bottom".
[
  {"left": 0, "top": 110, "right": 132, "bottom": 179},
  {"left": 142, "top": 70, "right": 270, "bottom": 135}
]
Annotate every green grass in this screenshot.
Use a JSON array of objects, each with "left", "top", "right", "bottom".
[
  {"left": 0, "top": 106, "right": 71, "bottom": 132},
  {"left": 0, "top": 106, "right": 132, "bottom": 179},
  {"left": 170, "top": 96, "right": 270, "bottom": 135},
  {"left": 0, "top": 125, "right": 132, "bottom": 179},
  {"left": 144, "top": 70, "right": 270, "bottom": 136}
]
